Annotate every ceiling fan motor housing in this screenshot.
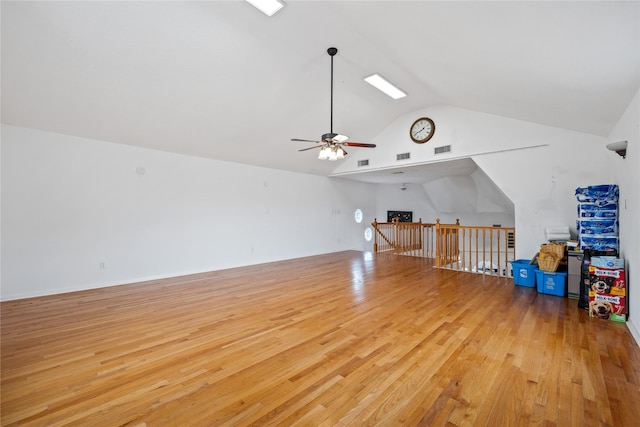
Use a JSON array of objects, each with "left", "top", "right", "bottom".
[{"left": 322, "top": 133, "right": 338, "bottom": 141}]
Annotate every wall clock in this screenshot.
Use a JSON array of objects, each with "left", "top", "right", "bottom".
[{"left": 410, "top": 117, "right": 435, "bottom": 144}]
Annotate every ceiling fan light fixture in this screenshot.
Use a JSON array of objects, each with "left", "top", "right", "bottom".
[
  {"left": 246, "top": 0, "right": 285, "bottom": 16},
  {"left": 364, "top": 73, "right": 407, "bottom": 99},
  {"left": 318, "top": 146, "right": 331, "bottom": 160}
]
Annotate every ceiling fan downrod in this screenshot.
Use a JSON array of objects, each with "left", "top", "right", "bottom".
[{"left": 328, "top": 47, "right": 337, "bottom": 137}]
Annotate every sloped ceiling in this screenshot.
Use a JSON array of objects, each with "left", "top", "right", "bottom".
[
  {"left": 2, "top": 1, "right": 639, "bottom": 179},
  {"left": 422, "top": 167, "right": 514, "bottom": 214}
]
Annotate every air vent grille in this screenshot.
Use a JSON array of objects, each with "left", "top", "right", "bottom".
[
  {"left": 434, "top": 145, "right": 452, "bottom": 155},
  {"left": 396, "top": 152, "right": 411, "bottom": 161},
  {"left": 357, "top": 159, "right": 369, "bottom": 167}
]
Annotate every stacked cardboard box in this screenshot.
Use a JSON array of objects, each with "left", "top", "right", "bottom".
[{"left": 588, "top": 256, "right": 626, "bottom": 322}]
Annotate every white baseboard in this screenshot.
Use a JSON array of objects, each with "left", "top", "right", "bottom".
[
  {"left": 627, "top": 319, "right": 640, "bottom": 348},
  {"left": 0, "top": 269, "right": 216, "bottom": 302}
]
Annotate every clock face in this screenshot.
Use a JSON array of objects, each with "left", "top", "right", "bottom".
[{"left": 410, "top": 117, "right": 435, "bottom": 143}]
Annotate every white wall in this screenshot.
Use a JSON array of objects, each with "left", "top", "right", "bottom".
[
  {"left": 0, "top": 125, "right": 376, "bottom": 300},
  {"left": 373, "top": 181, "right": 514, "bottom": 227},
  {"left": 373, "top": 183, "right": 437, "bottom": 223},
  {"left": 607, "top": 90, "right": 639, "bottom": 343}
]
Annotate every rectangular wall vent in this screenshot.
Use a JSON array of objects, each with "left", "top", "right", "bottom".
[
  {"left": 357, "top": 159, "right": 369, "bottom": 167},
  {"left": 396, "top": 152, "right": 411, "bottom": 161},
  {"left": 434, "top": 145, "right": 452, "bottom": 155}
]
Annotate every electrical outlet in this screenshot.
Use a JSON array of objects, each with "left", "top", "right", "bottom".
[{"left": 99, "top": 261, "right": 105, "bottom": 269}]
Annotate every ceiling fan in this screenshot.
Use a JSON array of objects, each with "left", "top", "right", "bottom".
[{"left": 292, "top": 47, "right": 376, "bottom": 161}]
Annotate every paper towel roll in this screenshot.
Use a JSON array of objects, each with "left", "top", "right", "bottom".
[{"left": 546, "top": 226, "right": 570, "bottom": 241}]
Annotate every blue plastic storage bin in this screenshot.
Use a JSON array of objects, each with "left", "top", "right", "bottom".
[
  {"left": 535, "top": 270, "right": 567, "bottom": 297},
  {"left": 510, "top": 259, "right": 536, "bottom": 287}
]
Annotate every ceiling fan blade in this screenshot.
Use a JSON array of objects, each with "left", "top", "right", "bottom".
[
  {"left": 298, "top": 146, "right": 323, "bottom": 152},
  {"left": 292, "top": 138, "right": 321, "bottom": 143},
  {"left": 343, "top": 142, "right": 377, "bottom": 148}
]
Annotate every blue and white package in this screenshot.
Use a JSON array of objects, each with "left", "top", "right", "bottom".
[
  {"left": 590, "top": 256, "right": 624, "bottom": 269},
  {"left": 579, "top": 235, "right": 619, "bottom": 251},
  {"left": 577, "top": 219, "right": 618, "bottom": 236},
  {"left": 577, "top": 203, "right": 618, "bottom": 219},
  {"left": 576, "top": 184, "right": 619, "bottom": 252},
  {"left": 575, "top": 185, "right": 619, "bottom": 204}
]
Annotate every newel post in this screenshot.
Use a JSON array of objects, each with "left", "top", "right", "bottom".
[{"left": 455, "top": 218, "right": 461, "bottom": 256}]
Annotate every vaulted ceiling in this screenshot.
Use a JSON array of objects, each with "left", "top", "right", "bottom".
[{"left": 2, "top": 1, "right": 639, "bottom": 179}]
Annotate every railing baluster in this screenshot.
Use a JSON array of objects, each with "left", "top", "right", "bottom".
[
  {"left": 482, "top": 229, "right": 486, "bottom": 275},
  {"left": 468, "top": 229, "right": 473, "bottom": 274},
  {"left": 369, "top": 219, "right": 514, "bottom": 278},
  {"left": 474, "top": 230, "right": 478, "bottom": 275},
  {"left": 497, "top": 229, "right": 501, "bottom": 276},
  {"left": 490, "top": 230, "right": 494, "bottom": 275}
]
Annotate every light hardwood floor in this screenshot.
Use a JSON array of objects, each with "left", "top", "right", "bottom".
[{"left": 2, "top": 251, "right": 639, "bottom": 426}]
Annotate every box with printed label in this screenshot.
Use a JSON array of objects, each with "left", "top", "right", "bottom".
[
  {"left": 589, "top": 292, "right": 626, "bottom": 322},
  {"left": 590, "top": 256, "right": 625, "bottom": 270},
  {"left": 588, "top": 265, "right": 625, "bottom": 296}
]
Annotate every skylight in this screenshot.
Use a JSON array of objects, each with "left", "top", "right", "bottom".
[
  {"left": 364, "top": 74, "right": 407, "bottom": 99},
  {"left": 246, "top": 0, "right": 285, "bottom": 17}
]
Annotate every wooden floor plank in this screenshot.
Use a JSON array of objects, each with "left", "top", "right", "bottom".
[{"left": 2, "top": 251, "right": 640, "bottom": 426}]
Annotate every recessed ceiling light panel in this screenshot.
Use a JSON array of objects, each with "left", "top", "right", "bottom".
[
  {"left": 364, "top": 74, "right": 407, "bottom": 99},
  {"left": 246, "top": 0, "right": 285, "bottom": 17}
]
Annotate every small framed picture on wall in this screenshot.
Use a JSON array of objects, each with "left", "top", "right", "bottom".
[{"left": 387, "top": 211, "right": 413, "bottom": 222}]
